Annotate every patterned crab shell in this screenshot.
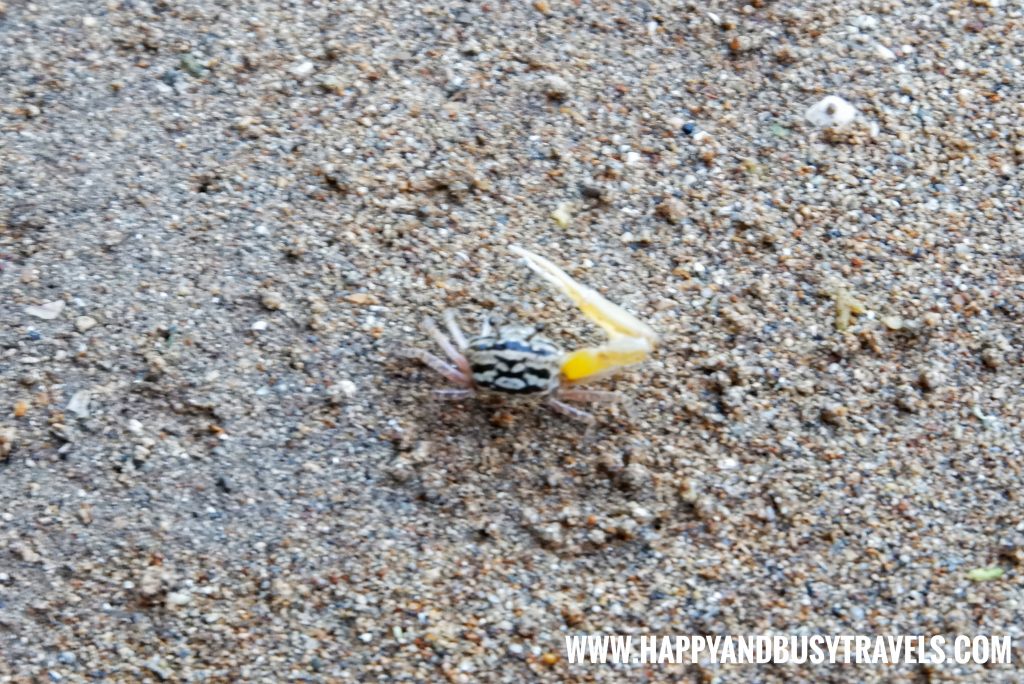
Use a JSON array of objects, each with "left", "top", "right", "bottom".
[{"left": 465, "top": 325, "right": 563, "bottom": 395}]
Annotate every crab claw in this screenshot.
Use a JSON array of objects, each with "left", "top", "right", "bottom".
[
  {"left": 510, "top": 244, "right": 657, "bottom": 384},
  {"left": 510, "top": 244, "right": 658, "bottom": 345}
]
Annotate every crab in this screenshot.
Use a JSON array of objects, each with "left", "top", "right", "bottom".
[{"left": 401, "top": 245, "right": 658, "bottom": 426}]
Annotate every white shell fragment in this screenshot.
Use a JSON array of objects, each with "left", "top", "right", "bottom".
[
  {"left": 290, "top": 60, "right": 315, "bottom": 78},
  {"left": 25, "top": 300, "right": 66, "bottom": 320},
  {"left": 874, "top": 44, "right": 897, "bottom": 61},
  {"left": 67, "top": 390, "right": 91, "bottom": 418},
  {"left": 804, "top": 96, "right": 857, "bottom": 128}
]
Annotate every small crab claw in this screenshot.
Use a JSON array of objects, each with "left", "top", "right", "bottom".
[
  {"left": 560, "top": 335, "right": 652, "bottom": 383},
  {"left": 509, "top": 244, "right": 658, "bottom": 346},
  {"left": 510, "top": 244, "right": 657, "bottom": 383}
]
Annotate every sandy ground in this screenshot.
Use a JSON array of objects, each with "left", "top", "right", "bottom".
[{"left": 2, "top": 0, "right": 1023, "bottom": 681}]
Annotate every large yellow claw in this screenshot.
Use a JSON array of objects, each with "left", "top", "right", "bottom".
[{"left": 510, "top": 245, "right": 657, "bottom": 384}]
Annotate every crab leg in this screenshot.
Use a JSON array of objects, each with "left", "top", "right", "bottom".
[
  {"left": 443, "top": 310, "right": 468, "bottom": 350},
  {"left": 556, "top": 388, "right": 625, "bottom": 404},
  {"left": 398, "top": 348, "right": 470, "bottom": 387},
  {"left": 433, "top": 388, "right": 475, "bottom": 401},
  {"left": 422, "top": 316, "right": 471, "bottom": 377},
  {"left": 547, "top": 398, "right": 596, "bottom": 425}
]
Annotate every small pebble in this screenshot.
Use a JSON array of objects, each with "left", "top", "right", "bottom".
[
  {"left": 881, "top": 315, "right": 903, "bottom": 330},
  {"left": 874, "top": 44, "right": 897, "bottom": 61},
  {"left": 19, "top": 371, "right": 41, "bottom": 387},
  {"left": 532, "top": 523, "right": 563, "bottom": 547},
  {"left": 895, "top": 385, "right": 920, "bottom": 413},
  {"left": 290, "top": 60, "right": 315, "bottom": 78},
  {"left": 180, "top": 54, "right": 207, "bottom": 78},
  {"left": 981, "top": 347, "right": 1003, "bottom": 370},
  {"left": 821, "top": 403, "right": 848, "bottom": 425},
  {"left": 918, "top": 368, "right": 943, "bottom": 392},
  {"left": 261, "top": 292, "right": 284, "bottom": 311},
  {"left": 617, "top": 463, "right": 651, "bottom": 491},
  {"left": 338, "top": 379, "right": 358, "bottom": 397},
  {"left": 166, "top": 591, "right": 191, "bottom": 608},
  {"left": 77, "top": 504, "right": 94, "bottom": 525},
  {"left": 0, "top": 427, "right": 15, "bottom": 458},
  {"left": 550, "top": 203, "right": 572, "bottom": 228},
  {"left": 805, "top": 96, "right": 857, "bottom": 127},
  {"left": 75, "top": 315, "right": 98, "bottom": 333},
  {"left": 655, "top": 198, "right": 685, "bottom": 224},
  {"left": 542, "top": 74, "right": 571, "bottom": 100},
  {"left": 25, "top": 300, "right": 65, "bottom": 320},
  {"left": 66, "top": 390, "right": 91, "bottom": 418}
]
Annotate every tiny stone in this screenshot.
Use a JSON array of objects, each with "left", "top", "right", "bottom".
[
  {"left": 261, "top": 292, "right": 284, "bottom": 311},
  {"left": 339, "top": 379, "right": 358, "bottom": 397},
  {"left": 67, "top": 390, "right": 91, "bottom": 418},
  {"left": 881, "top": 315, "right": 903, "bottom": 330},
  {"left": 251, "top": 319, "right": 269, "bottom": 331},
  {"left": 918, "top": 368, "right": 943, "bottom": 392},
  {"left": 981, "top": 347, "right": 1003, "bottom": 369},
  {"left": 0, "top": 427, "right": 16, "bottom": 458},
  {"left": 895, "top": 385, "right": 920, "bottom": 413},
  {"left": 543, "top": 74, "right": 571, "bottom": 100},
  {"left": 17, "top": 544, "right": 42, "bottom": 564},
  {"left": 655, "top": 198, "right": 685, "bottom": 224},
  {"left": 74, "top": 316, "right": 98, "bottom": 333},
  {"left": 851, "top": 15, "right": 878, "bottom": 30},
  {"left": 821, "top": 403, "right": 848, "bottom": 425},
  {"left": 728, "top": 35, "right": 752, "bottom": 54},
  {"left": 165, "top": 590, "right": 191, "bottom": 608},
  {"left": 319, "top": 76, "right": 345, "bottom": 95},
  {"left": 532, "top": 522, "right": 563, "bottom": 547},
  {"left": 180, "top": 54, "right": 207, "bottom": 78},
  {"left": 77, "top": 504, "right": 94, "bottom": 525},
  {"left": 25, "top": 300, "right": 66, "bottom": 320},
  {"left": 578, "top": 183, "right": 610, "bottom": 202},
  {"left": 629, "top": 503, "right": 654, "bottom": 524},
  {"left": 291, "top": 60, "right": 315, "bottom": 78},
  {"left": 805, "top": 96, "right": 857, "bottom": 128},
  {"left": 345, "top": 293, "right": 377, "bottom": 305},
  {"left": 139, "top": 567, "right": 165, "bottom": 597},
  {"left": 550, "top": 203, "right": 572, "bottom": 228},
  {"left": 617, "top": 463, "right": 651, "bottom": 491},
  {"left": 874, "top": 44, "right": 897, "bottom": 61}
]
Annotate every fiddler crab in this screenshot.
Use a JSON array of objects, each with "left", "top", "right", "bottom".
[{"left": 402, "top": 245, "right": 657, "bottom": 426}]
